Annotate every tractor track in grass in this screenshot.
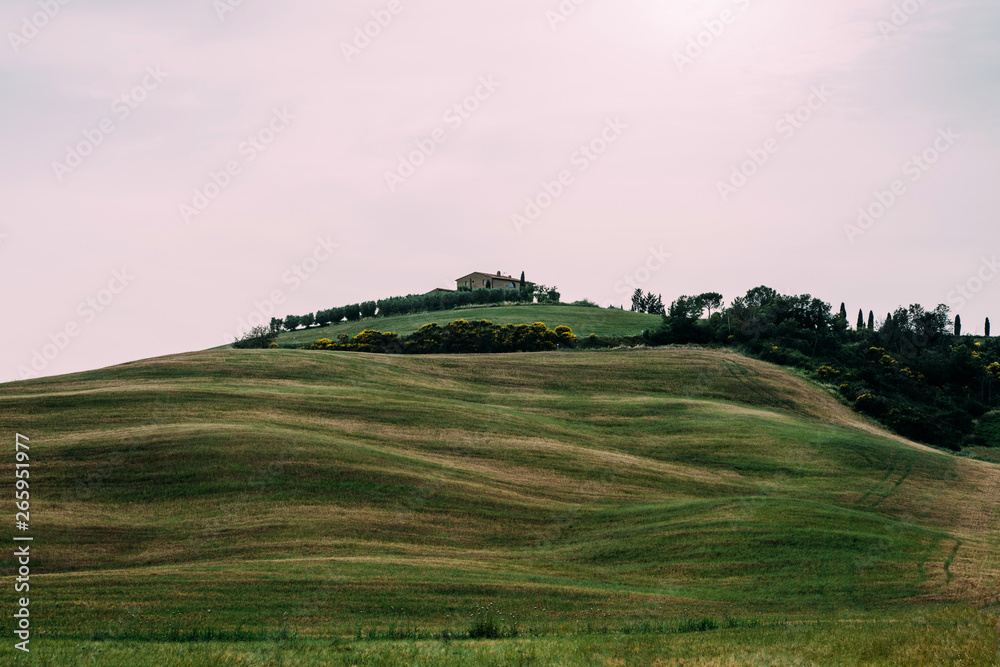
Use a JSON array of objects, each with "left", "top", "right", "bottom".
[
  {"left": 917, "top": 537, "right": 962, "bottom": 592},
  {"left": 855, "top": 450, "right": 914, "bottom": 509},
  {"left": 721, "top": 359, "right": 787, "bottom": 410}
]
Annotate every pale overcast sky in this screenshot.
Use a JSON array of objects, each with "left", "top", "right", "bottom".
[{"left": 2, "top": 0, "right": 998, "bottom": 382}]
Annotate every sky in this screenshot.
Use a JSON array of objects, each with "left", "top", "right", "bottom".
[{"left": 1, "top": 0, "right": 998, "bottom": 382}]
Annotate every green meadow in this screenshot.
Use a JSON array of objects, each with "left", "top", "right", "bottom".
[
  {"left": 273, "top": 304, "right": 661, "bottom": 345},
  {"left": 1, "top": 344, "right": 999, "bottom": 664}
]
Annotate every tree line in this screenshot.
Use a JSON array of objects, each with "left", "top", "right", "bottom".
[
  {"left": 271, "top": 283, "right": 561, "bottom": 333},
  {"left": 645, "top": 286, "right": 998, "bottom": 450}
]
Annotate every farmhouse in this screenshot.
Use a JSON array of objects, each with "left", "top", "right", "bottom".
[{"left": 457, "top": 271, "right": 527, "bottom": 291}]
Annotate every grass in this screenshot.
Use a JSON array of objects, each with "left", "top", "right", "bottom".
[
  {"left": 1, "top": 346, "right": 999, "bottom": 664},
  {"left": 5, "top": 607, "right": 997, "bottom": 665},
  {"left": 272, "top": 304, "right": 661, "bottom": 344}
]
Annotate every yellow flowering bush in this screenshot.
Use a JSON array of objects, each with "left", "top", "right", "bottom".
[{"left": 817, "top": 365, "right": 840, "bottom": 379}]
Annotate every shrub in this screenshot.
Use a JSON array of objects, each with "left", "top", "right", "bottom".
[{"left": 233, "top": 325, "right": 280, "bottom": 349}]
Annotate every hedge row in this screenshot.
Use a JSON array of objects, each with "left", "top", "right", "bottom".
[
  {"left": 301, "top": 320, "right": 578, "bottom": 354},
  {"left": 279, "top": 288, "right": 537, "bottom": 331}
]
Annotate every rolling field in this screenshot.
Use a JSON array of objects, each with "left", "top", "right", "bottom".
[
  {"left": 273, "top": 304, "right": 662, "bottom": 345},
  {"left": 2, "top": 347, "right": 999, "bottom": 664}
]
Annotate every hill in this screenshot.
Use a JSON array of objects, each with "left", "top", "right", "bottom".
[
  {"left": 2, "top": 347, "right": 999, "bottom": 664},
  {"left": 273, "top": 304, "right": 661, "bottom": 345}
]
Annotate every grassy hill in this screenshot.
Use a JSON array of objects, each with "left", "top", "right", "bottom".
[
  {"left": 274, "top": 304, "right": 661, "bottom": 345},
  {"left": 2, "top": 347, "right": 999, "bottom": 664}
]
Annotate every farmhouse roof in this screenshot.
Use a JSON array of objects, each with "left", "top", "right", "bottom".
[{"left": 456, "top": 271, "right": 519, "bottom": 281}]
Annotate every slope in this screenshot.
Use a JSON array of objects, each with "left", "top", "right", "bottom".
[
  {"left": 273, "top": 304, "right": 661, "bottom": 345},
  {"left": 1, "top": 347, "right": 999, "bottom": 643}
]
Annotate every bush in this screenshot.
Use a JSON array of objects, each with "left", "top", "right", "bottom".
[
  {"left": 972, "top": 411, "right": 1000, "bottom": 447},
  {"left": 233, "top": 325, "right": 280, "bottom": 349},
  {"left": 305, "top": 320, "right": 579, "bottom": 356}
]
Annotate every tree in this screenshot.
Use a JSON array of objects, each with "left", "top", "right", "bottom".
[
  {"left": 283, "top": 315, "right": 301, "bottom": 331},
  {"left": 857, "top": 309, "right": 865, "bottom": 331},
  {"left": 668, "top": 295, "right": 704, "bottom": 320},
  {"left": 697, "top": 293, "right": 724, "bottom": 318},
  {"left": 547, "top": 286, "right": 561, "bottom": 303},
  {"left": 839, "top": 303, "right": 848, "bottom": 321},
  {"left": 911, "top": 304, "right": 950, "bottom": 349},
  {"left": 987, "top": 318, "right": 992, "bottom": 337},
  {"left": 647, "top": 293, "right": 665, "bottom": 316},
  {"left": 300, "top": 312, "right": 316, "bottom": 328},
  {"left": 631, "top": 288, "right": 644, "bottom": 312},
  {"left": 533, "top": 284, "right": 556, "bottom": 303},
  {"left": 955, "top": 314, "right": 962, "bottom": 337},
  {"left": 232, "top": 325, "right": 280, "bottom": 349},
  {"left": 868, "top": 311, "right": 875, "bottom": 331},
  {"left": 270, "top": 317, "right": 284, "bottom": 333}
]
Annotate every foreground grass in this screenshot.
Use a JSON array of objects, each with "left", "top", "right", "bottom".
[
  {"left": 273, "top": 304, "right": 661, "bottom": 344},
  {"left": 5, "top": 607, "right": 996, "bottom": 665},
  {"left": 2, "top": 347, "right": 1000, "bottom": 663}
]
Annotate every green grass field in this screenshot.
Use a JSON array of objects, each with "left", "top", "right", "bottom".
[
  {"left": 2, "top": 347, "right": 999, "bottom": 664},
  {"left": 274, "top": 304, "right": 662, "bottom": 345}
]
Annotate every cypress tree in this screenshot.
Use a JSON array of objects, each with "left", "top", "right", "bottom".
[
  {"left": 857, "top": 309, "right": 864, "bottom": 331},
  {"left": 868, "top": 311, "right": 875, "bottom": 331},
  {"left": 840, "top": 303, "right": 848, "bottom": 321},
  {"left": 519, "top": 271, "right": 525, "bottom": 292},
  {"left": 955, "top": 314, "right": 962, "bottom": 337},
  {"left": 987, "top": 317, "right": 991, "bottom": 337}
]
